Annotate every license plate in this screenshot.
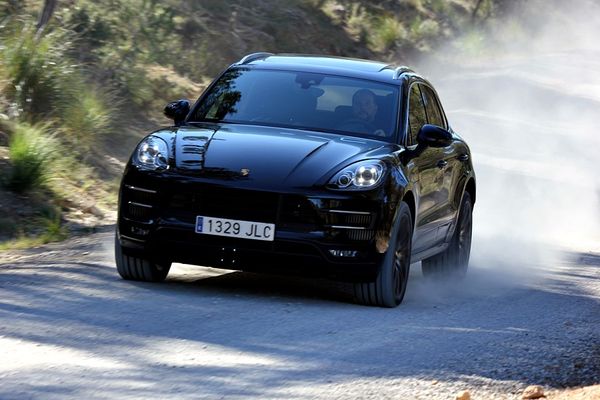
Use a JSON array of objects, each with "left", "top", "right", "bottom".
[{"left": 195, "top": 216, "right": 275, "bottom": 241}]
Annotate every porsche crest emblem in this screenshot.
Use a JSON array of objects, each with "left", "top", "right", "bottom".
[{"left": 240, "top": 168, "right": 250, "bottom": 177}]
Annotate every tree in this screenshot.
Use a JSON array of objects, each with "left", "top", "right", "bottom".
[{"left": 36, "top": 0, "right": 57, "bottom": 34}]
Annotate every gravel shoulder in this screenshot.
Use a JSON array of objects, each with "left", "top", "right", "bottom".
[{"left": 1, "top": 227, "right": 598, "bottom": 399}]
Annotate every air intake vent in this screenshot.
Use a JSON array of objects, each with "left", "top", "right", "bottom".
[
  {"left": 347, "top": 230, "right": 375, "bottom": 241},
  {"left": 127, "top": 202, "right": 153, "bottom": 222},
  {"left": 323, "top": 210, "right": 374, "bottom": 228},
  {"left": 122, "top": 185, "right": 157, "bottom": 223}
]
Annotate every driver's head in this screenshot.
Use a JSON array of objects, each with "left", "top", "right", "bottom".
[{"left": 352, "top": 89, "right": 378, "bottom": 122}]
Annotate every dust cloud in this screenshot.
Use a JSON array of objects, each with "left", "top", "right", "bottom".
[{"left": 416, "top": 0, "right": 600, "bottom": 287}]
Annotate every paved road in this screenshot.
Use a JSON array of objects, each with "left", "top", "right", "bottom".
[{"left": 0, "top": 229, "right": 598, "bottom": 399}]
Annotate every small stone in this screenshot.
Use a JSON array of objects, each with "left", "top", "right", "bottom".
[
  {"left": 431, "top": 380, "right": 439, "bottom": 385},
  {"left": 455, "top": 390, "right": 471, "bottom": 400},
  {"left": 521, "top": 385, "right": 545, "bottom": 399}
]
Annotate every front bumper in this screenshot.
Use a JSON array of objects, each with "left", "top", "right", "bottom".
[{"left": 117, "top": 168, "right": 397, "bottom": 281}]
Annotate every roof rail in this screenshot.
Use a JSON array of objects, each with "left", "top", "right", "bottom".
[
  {"left": 393, "top": 66, "right": 414, "bottom": 79},
  {"left": 237, "top": 52, "right": 274, "bottom": 65}
]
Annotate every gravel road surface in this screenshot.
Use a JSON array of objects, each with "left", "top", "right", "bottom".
[
  {"left": 3, "top": 34, "right": 600, "bottom": 400},
  {"left": 1, "top": 229, "right": 598, "bottom": 399}
]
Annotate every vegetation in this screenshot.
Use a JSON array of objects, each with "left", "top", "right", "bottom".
[
  {"left": 4, "top": 122, "right": 56, "bottom": 193},
  {"left": 0, "top": 0, "right": 563, "bottom": 248},
  {"left": 0, "top": 203, "right": 67, "bottom": 250}
]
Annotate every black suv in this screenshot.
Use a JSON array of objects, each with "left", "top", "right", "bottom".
[{"left": 116, "top": 53, "right": 476, "bottom": 307}]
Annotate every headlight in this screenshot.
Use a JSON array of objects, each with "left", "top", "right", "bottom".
[
  {"left": 134, "top": 136, "right": 169, "bottom": 171},
  {"left": 328, "top": 160, "right": 386, "bottom": 190}
]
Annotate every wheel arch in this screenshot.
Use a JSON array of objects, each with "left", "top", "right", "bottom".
[
  {"left": 444, "top": 176, "right": 475, "bottom": 245},
  {"left": 402, "top": 190, "right": 416, "bottom": 229}
]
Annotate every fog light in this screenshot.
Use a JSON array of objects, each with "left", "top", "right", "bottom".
[{"left": 329, "top": 249, "right": 359, "bottom": 257}]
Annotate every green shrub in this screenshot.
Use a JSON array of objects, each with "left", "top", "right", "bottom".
[
  {"left": 39, "top": 205, "right": 67, "bottom": 243},
  {"left": 5, "top": 123, "right": 57, "bottom": 193},
  {"left": 372, "top": 16, "right": 407, "bottom": 52},
  {"left": 1, "top": 19, "right": 119, "bottom": 155},
  {"left": 346, "top": 4, "right": 371, "bottom": 42},
  {"left": 60, "top": 84, "right": 117, "bottom": 150},
  {"left": 0, "top": 23, "right": 73, "bottom": 118}
]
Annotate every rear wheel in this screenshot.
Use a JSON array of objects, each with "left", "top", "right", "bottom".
[
  {"left": 422, "top": 192, "right": 473, "bottom": 279},
  {"left": 115, "top": 232, "right": 171, "bottom": 282},
  {"left": 354, "top": 202, "right": 413, "bottom": 308}
]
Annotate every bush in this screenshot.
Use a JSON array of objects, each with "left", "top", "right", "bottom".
[
  {"left": 372, "top": 16, "right": 407, "bottom": 52},
  {"left": 4, "top": 123, "right": 57, "bottom": 193},
  {"left": 346, "top": 4, "right": 370, "bottom": 42},
  {"left": 39, "top": 205, "right": 67, "bottom": 243},
  {"left": 60, "top": 84, "right": 117, "bottom": 151},
  {"left": 0, "top": 23, "right": 73, "bottom": 118},
  {"left": 1, "top": 19, "right": 120, "bottom": 155}
]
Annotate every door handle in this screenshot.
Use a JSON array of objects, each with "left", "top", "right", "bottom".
[
  {"left": 458, "top": 154, "right": 469, "bottom": 162},
  {"left": 437, "top": 160, "right": 448, "bottom": 169}
]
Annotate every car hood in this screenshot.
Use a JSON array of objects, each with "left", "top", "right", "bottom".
[{"left": 165, "top": 123, "right": 393, "bottom": 189}]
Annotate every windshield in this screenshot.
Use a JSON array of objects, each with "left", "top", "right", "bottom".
[{"left": 189, "top": 68, "right": 399, "bottom": 141}]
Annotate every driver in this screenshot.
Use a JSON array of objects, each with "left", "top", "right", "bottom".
[
  {"left": 353, "top": 89, "right": 378, "bottom": 122},
  {"left": 349, "top": 89, "right": 386, "bottom": 137}
]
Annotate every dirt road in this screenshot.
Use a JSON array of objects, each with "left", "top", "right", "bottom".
[
  {"left": 0, "top": 228, "right": 598, "bottom": 399},
  {"left": 2, "top": 28, "right": 600, "bottom": 400}
]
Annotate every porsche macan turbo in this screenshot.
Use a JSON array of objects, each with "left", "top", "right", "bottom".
[{"left": 115, "top": 53, "right": 476, "bottom": 307}]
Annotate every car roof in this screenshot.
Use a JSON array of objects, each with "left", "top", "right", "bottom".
[{"left": 232, "top": 53, "right": 418, "bottom": 84}]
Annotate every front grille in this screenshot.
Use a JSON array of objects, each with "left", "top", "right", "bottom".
[
  {"left": 166, "top": 187, "right": 278, "bottom": 223},
  {"left": 137, "top": 180, "right": 379, "bottom": 243}
]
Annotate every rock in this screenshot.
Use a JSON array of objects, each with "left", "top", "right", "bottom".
[
  {"left": 455, "top": 390, "right": 471, "bottom": 400},
  {"left": 82, "top": 204, "right": 104, "bottom": 217},
  {"left": 522, "top": 385, "right": 545, "bottom": 399}
]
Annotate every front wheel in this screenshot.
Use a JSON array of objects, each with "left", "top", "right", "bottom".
[
  {"left": 354, "top": 202, "right": 413, "bottom": 308},
  {"left": 115, "top": 232, "right": 171, "bottom": 282},
  {"left": 422, "top": 191, "right": 473, "bottom": 279}
]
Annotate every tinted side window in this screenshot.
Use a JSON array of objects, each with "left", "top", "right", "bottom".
[
  {"left": 421, "top": 86, "right": 445, "bottom": 128},
  {"left": 408, "top": 85, "right": 427, "bottom": 145}
]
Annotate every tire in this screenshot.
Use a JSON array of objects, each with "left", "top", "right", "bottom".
[
  {"left": 114, "top": 232, "right": 171, "bottom": 282},
  {"left": 422, "top": 192, "right": 473, "bottom": 279},
  {"left": 354, "top": 202, "right": 413, "bottom": 308}
]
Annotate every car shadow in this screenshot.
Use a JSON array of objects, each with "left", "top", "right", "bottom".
[{"left": 168, "top": 268, "right": 356, "bottom": 305}]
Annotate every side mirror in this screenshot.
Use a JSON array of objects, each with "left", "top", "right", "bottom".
[
  {"left": 417, "top": 124, "right": 452, "bottom": 148},
  {"left": 164, "top": 99, "right": 190, "bottom": 126}
]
